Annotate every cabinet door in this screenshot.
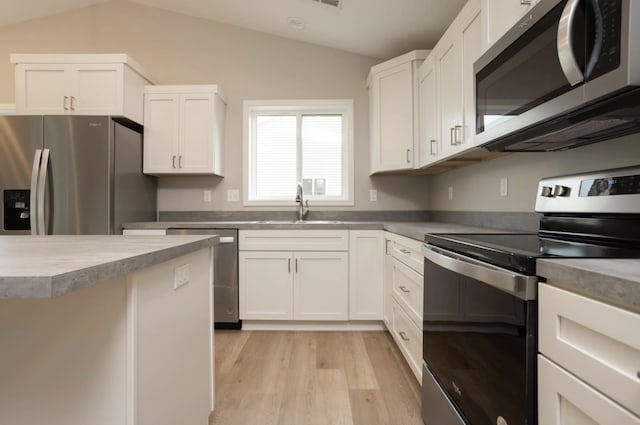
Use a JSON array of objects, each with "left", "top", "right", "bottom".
[
  {"left": 15, "top": 64, "right": 71, "bottom": 114},
  {"left": 349, "top": 230, "right": 384, "bottom": 320},
  {"left": 418, "top": 55, "right": 439, "bottom": 167},
  {"left": 461, "top": 4, "right": 483, "bottom": 148},
  {"left": 370, "top": 62, "right": 415, "bottom": 172},
  {"left": 383, "top": 232, "right": 393, "bottom": 327},
  {"left": 538, "top": 356, "right": 640, "bottom": 425},
  {"left": 179, "top": 93, "right": 215, "bottom": 173},
  {"left": 71, "top": 64, "right": 124, "bottom": 115},
  {"left": 239, "top": 251, "right": 293, "bottom": 320},
  {"left": 482, "top": 0, "right": 540, "bottom": 50},
  {"left": 437, "top": 0, "right": 482, "bottom": 157},
  {"left": 293, "top": 252, "right": 348, "bottom": 321},
  {"left": 143, "top": 94, "right": 180, "bottom": 174}
]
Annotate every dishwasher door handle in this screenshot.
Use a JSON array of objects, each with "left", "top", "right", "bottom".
[{"left": 219, "top": 236, "right": 235, "bottom": 244}]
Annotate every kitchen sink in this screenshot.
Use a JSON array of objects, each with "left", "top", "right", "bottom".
[{"left": 247, "top": 220, "right": 346, "bottom": 224}]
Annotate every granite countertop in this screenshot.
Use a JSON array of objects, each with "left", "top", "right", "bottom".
[
  {"left": 123, "top": 220, "right": 514, "bottom": 241},
  {"left": 538, "top": 258, "right": 640, "bottom": 313},
  {"left": 0, "top": 235, "right": 218, "bottom": 299}
]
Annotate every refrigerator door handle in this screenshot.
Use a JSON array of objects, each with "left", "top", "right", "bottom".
[
  {"left": 36, "top": 149, "right": 50, "bottom": 235},
  {"left": 30, "top": 149, "right": 43, "bottom": 235}
]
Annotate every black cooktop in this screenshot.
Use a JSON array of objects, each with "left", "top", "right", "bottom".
[{"left": 425, "top": 233, "right": 640, "bottom": 275}]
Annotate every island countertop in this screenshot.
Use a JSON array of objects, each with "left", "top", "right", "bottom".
[{"left": 0, "top": 235, "right": 218, "bottom": 299}]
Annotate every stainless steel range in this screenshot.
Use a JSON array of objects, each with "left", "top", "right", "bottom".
[{"left": 421, "top": 165, "right": 640, "bottom": 425}]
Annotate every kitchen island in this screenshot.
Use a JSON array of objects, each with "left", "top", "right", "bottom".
[{"left": 0, "top": 235, "right": 217, "bottom": 425}]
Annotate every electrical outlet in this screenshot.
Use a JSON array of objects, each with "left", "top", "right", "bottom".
[
  {"left": 500, "top": 177, "right": 508, "bottom": 197},
  {"left": 174, "top": 264, "right": 190, "bottom": 289},
  {"left": 227, "top": 189, "right": 240, "bottom": 202},
  {"left": 448, "top": 186, "right": 454, "bottom": 201},
  {"left": 203, "top": 190, "right": 212, "bottom": 203},
  {"left": 369, "top": 189, "right": 378, "bottom": 202}
]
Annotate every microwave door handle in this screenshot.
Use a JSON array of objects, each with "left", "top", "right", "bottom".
[
  {"left": 557, "top": 0, "right": 584, "bottom": 86},
  {"left": 29, "top": 149, "right": 42, "bottom": 235}
]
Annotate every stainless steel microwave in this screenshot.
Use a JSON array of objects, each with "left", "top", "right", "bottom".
[{"left": 474, "top": 0, "right": 640, "bottom": 151}]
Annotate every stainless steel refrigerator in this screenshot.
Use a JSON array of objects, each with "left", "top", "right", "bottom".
[{"left": 0, "top": 115, "right": 157, "bottom": 235}]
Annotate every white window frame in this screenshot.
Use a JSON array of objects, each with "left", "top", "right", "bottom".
[{"left": 243, "top": 99, "right": 354, "bottom": 206}]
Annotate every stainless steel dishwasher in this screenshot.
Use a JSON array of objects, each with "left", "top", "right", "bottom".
[{"left": 166, "top": 228, "right": 240, "bottom": 329}]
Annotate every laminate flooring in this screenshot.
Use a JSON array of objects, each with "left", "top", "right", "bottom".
[{"left": 210, "top": 331, "right": 423, "bottom": 425}]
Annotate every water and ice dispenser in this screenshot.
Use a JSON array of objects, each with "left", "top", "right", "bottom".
[{"left": 3, "top": 190, "right": 30, "bottom": 231}]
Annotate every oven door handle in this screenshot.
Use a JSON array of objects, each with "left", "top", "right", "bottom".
[{"left": 422, "top": 244, "right": 537, "bottom": 301}]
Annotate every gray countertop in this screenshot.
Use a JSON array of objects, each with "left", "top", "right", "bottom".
[
  {"left": 538, "top": 258, "right": 640, "bottom": 314},
  {"left": 123, "top": 220, "right": 513, "bottom": 241},
  {"left": 0, "top": 235, "right": 218, "bottom": 299}
]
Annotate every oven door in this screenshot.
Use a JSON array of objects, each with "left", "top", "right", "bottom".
[{"left": 422, "top": 244, "right": 538, "bottom": 425}]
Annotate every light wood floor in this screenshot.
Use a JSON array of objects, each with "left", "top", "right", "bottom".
[{"left": 210, "top": 331, "right": 424, "bottom": 425}]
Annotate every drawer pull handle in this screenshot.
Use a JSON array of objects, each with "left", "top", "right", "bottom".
[
  {"left": 398, "top": 331, "right": 410, "bottom": 342},
  {"left": 637, "top": 371, "right": 640, "bottom": 379},
  {"left": 399, "top": 248, "right": 411, "bottom": 254},
  {"left": 399, "top": 286, "right": 411, "bottom": 293}
]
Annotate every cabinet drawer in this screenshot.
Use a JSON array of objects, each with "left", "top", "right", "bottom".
[
  {"left": 390, "top": 233, "right": 424, "bottom": 274},
  {"left": 538, "top": 356, "right": 640, "bottom": 425},
  {"left": 539, "top": 284, "right": 640, "bottom": 416},
  {"left": 392, "top": 299, "right": 422, "bottom": 381},
  {"left": 239, "top": 230, "right": 348, "bottom": 251},
  {"left": 391, "top": 257, "right": 423, "bottom": 328}
]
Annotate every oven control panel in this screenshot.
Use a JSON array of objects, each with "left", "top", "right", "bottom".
[{"left": 535, "top": 166, "right": 640, "bottom": 213}]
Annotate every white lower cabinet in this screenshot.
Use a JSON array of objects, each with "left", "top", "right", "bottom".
[
  {"left": 294, "top": 252, "right": 348, "bottom": 320},
  {"left": 538, "top": 283, "right": 640, "bottom": 424},
  {"left": 349, "top": 230, "right": 384, "bottom": 320},
  {"left": 383, "top": 231, "right": 394, "bottom": 327},
  {"left": 539, "top": 356, "right": 640, "bottom": 425},
  {"left": 239, "top": 251, "right": 293, "bottom": 320},
  {"left": 239, "top": 250, "right": 348, "bottom": 321},
  {"left": 384, "top": 232, "right": 424, "bottom": 382},
  {"left": 391, "top": 298, "right": 423, "bottom": 380},
  {"left": 239, "top": 230, "right": 349, "bottom": 321}
]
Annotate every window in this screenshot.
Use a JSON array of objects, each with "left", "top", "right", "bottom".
[{"left": 244, "top": 100, "right": 354, "bottom": 206}]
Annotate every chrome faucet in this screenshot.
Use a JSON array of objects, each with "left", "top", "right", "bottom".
[{"left": 295, "top": 183, "right": 309, "bottom": 221}]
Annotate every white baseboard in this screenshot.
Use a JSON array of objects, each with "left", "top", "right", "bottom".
[{"left": 240, "top": 320, "right": 385, "bottom": 331}]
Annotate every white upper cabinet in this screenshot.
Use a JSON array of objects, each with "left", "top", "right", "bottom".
[
  {"left": 417, "top": 54, "right": 439, "bottom": 167},
  {"left": 11, "top": 54, "right": 151, "bottom": 124},
  {"left": 482, "top": 0, "right": 540, "bottom": 51},
  {"left": 143, "top": 85, "right": 226, "bottom": 176},
  {"left": 433, "top": 0, "right": 483, "bottom": 159},
  {"left": 368, "top": 50, "right": 429, "bottom": 174}
]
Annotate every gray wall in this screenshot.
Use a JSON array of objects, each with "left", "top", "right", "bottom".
[
  {"left": 1, "top": 1, "right": 637, "bottom": 216},
  {"left": 429, "top": 134, "right": 640, "bottom": 212},
  {"left": 0, "top": 0, "right": 432, "bottom": 212}
]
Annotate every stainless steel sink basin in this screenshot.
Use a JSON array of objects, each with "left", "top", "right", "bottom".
[{"left": 247, "top": 220, "right": 345, "bottom": 225}]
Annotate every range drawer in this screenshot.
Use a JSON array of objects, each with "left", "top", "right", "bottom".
[
  {"left": 391, "top": 257, "right": 423, "bottom": 328},
  {"left": 392, "top": 298, "right": 422, "bottom": 381},
  {"left": 390, "top": 233, "right": 423, "bottom": 274},
  {"left": 539, "top": 284, "right": 640, "bottom": 417},
  {"left": 239, "top": 230, "right": 348, "bottom": 251},
  {"left": 538, "top": 356, "right": 640, "bottom": 425}
]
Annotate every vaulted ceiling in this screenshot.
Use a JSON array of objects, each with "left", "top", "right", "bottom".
[{"left": 2, "top": 0, "right": 467, "bottom": 59}]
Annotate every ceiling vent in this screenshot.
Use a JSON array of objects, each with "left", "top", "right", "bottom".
[{"left": 310, "top": 0, "right": 341, "bottom": 9}]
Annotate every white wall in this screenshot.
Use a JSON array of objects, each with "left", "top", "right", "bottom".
[
  {"left": 0, "top": 0, "right": 431, "bottom": 212},
  {"left": 429, "top": 134, "right": 640, "bottom": 212}
]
